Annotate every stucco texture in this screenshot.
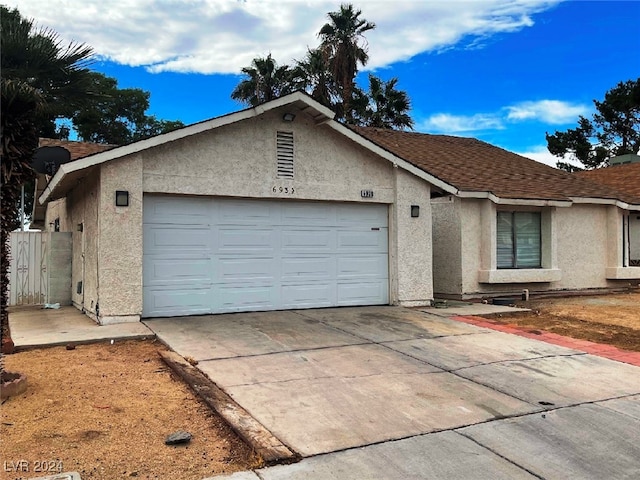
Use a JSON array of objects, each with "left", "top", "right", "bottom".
[
  {"left": 98, "top": 156, "right": 144, "bottom": 321},
  {"left": 54, "top": 105, "right": 434, "bottom": 322},
  {"left": 432, "top": 197, "right": 634, "bottom": 298},
  {"left": 62, "top": 170, "right": 100, "bottom": 318},
  {"left": 142, "top": 108, "right": 395, "bottom": 204}
]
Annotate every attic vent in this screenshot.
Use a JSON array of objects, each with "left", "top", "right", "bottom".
[{"left": 276, "top": 131, "right": 294, "bottom": 179}]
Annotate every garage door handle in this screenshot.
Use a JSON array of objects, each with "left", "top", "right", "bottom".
[{"left": 371, "top": 227, "right": 380, "bottom": 231}]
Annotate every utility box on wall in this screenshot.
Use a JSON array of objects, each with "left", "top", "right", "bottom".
[{"left": 8, "top": 231, "right": 72, "bottom": 306}]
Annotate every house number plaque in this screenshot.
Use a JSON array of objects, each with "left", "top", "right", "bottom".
[{"left": 361, "top": 189, "right": 374, "bottom": 198}]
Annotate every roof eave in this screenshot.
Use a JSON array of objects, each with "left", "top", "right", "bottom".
[{"left": 569, "top": 196, "right": 640, "bottom": 210}]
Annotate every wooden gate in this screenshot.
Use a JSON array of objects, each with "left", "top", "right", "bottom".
[{"left": 8, "top": 231, "right": 72, "bottom": 306}]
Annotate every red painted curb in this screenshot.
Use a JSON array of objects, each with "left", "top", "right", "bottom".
[{"left": 451, "top": 315, "right": 640, "bottom": 367}]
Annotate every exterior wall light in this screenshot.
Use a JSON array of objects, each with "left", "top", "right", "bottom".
[
  {"left": 115, "top": 190, "right": 129, "bottom": 207},
  {"left": 411, "top": 205, "right": 420, "bottom": 218},
  {"left": 282, "top": 113, "right": 296, "bottom": 122}
]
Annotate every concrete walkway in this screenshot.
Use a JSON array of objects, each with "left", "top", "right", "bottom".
[
  {"left": 8, "top": 306, "right": 153, "bottom": 349},
  {"left": 145, "top": 306, "right": 640, "bottom": 479}
]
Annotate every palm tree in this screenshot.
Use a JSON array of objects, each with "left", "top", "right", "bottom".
[
  {"left": 362, "top": 74, "right": 414, "bottom": 130},
  {"left": 1, "top": 6, "right": 94, "bottom": 351},
  {"left": 231, "top": 54, "right": 296, "bottom": 106},
  {"left": 318, "top": 3, "right": 375, "bottom": 123},
  {"left": 293, "top": 48, "right": 334, "bottom": 110}
]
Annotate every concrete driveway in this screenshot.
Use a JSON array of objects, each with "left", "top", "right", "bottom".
[{"left": 145, "top": 306, "right": 640, "bottom": 479}]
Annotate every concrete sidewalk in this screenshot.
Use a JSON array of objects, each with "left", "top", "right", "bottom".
[{"left": 8, "top": 305, "right": 153, "bottom": 350}]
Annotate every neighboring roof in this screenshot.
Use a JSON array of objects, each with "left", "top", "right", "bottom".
[
  {"left": 575, "top": 162, "right": 640, "bottom": 200},
  {"left": 350, "top": 126, "right": 640, "bottom": 206},
  {"left": 38, "top": 137, "right": 116, "bottom": 159},
  {"left": 31, "top": 138, "right": 117, "bottom": 228}
]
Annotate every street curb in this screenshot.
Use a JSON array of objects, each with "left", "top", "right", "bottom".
[{"left": 159, "top": 350, "right": 297, "bottom": 465}]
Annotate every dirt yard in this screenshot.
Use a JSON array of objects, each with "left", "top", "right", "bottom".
[
  {"left": 488, "top": 292, "right": 640, "bottom": 352},
  {"left": 0, "top": 339, "right": 262, "bottom": 480}
]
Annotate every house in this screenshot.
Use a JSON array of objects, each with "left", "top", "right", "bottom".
[
  {"left": 576, "top": 161, "right": 640, "bottom": 267},
  {"left": 35, "top": 92, "right": 640, "bottom": 324},
  {"left": 350, "top": 127, "right": 640, "bottom": 299},
  {"left": 35, "top": 92, "right": 437, "bottom": 324}
]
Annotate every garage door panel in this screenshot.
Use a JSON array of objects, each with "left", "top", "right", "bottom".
[
  {"left": 143, "top": 257, "right": 212, "bottom": 285},
  {"left": 282, "top": 203, "right": 335, "bottom": 225},
  {"left": 144, "top": 196, "right": 212, "bottom": 225},
  {"left": 143, "top": 195, "right": 389, "bottom": 317},
  {"left": 144, "top": 286, "right": 212, "bottom": 317},
  {"left": 337, "top": 204, "right": 387, "bottom": 226},
  {"left": 337, "top": 255, "right": 388, "bottom": 279},
  {"left": 337, "top": 229, "right": 388, "bottom": 252},
  {"left": 217, "top": 228, "right": 276, "bottom": 252},
  {"left": 144, "top": 226, "right": 211, "bottom": 253},
  {"left": 219, "top": 201, "right": 274, "bottom": 225},
  {"left": 281, "top": 283, "right": 336, "bottom": 308},
  {"left": 281, "top": 229, "right": 334, "bottom": 252},
  {"left": 216, "top": 285, "right": 278, "bottom": 312},
  {"left": 338, "top": 281, "right": 389, "bottom": 305},
  {"left": 217, "top": 257, "right": 278, "bottom": 282},
  {"left": 281, "top": 256, "right": 335, "bottom": 280}
]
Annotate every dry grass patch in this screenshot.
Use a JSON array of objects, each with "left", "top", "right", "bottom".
[{"left": 0, "top": 339, "right": 262, "bottom": 479}]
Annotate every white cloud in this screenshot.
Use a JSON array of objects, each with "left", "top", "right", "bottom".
[
  {"left": 419, "top": 97, "right": 589, "bottom": 135},
  {"left": 514, "top": 145, "right": 582, "bottom": 168},
  {"left": 419, "top": 113, "right": 504, "bottom": 133},
  {"left": 506, "top": 100, "right": 590, "bottom": 124},
  {"left": 4, "top": 0, "right": 562, "bottom": 74}
]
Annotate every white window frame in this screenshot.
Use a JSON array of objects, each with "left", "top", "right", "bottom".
[
  {"left": 478, "top": 203, "right": 561, "bottom": 284},
  {"left": 497, "top": 211, "right": 542, "bottom": 269}
]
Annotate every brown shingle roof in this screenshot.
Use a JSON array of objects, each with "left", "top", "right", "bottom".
[
  {"left": 575, "top": 162, "right": 640, "bottom": 200},
  {"left": 38, "top": 138, "right": 116, "bottom": 160},
  {"left": 350, "top": 126, "right": 638, "bottom": 204}
]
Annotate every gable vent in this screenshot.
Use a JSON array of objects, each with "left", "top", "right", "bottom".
[{"left": 276, "top": 131, "right": 294, "bottom": 179}]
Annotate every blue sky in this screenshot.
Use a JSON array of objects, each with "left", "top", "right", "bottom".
[{"left": 9, "top": 0, "right": 640, "bottom": 167}]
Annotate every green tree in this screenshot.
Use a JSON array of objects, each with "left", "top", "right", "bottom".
[
  {"left": 359, "top": 74, "right": 414, "bottom": 130},
  {"left": 71, "top": 72, "right": 184, "bottom": 144},
  {"left": 231, "top": 54, "right": 297, "bottom": 106},
  {"left": 547, "top": 78, "right": 640, "bottom": 171},
  {"left": 1, "top": 5, "right": 93, "bottom": 344},
  {"left": 318, "top": 3, "right": 375, "bottom": 123}
]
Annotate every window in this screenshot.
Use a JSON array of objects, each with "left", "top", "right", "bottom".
[
  {"left": 497, "top": 212, "right": 541, "bottom": 268},
  {"left": 625, "top": 213, "right": 640, "bottom": 267}
]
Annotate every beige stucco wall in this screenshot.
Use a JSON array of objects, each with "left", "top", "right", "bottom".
[
  {"left": 431, "top": 196, "right": 462, "bottom": 295},
  {"left": 97, "top": 157, "right": 144, "bottom": 323},
  {"left": 44, "top": 198, "right": 70, "bottom": 231},
  {"left": 58, "top": 170, "right": 101, "bottom": 319},
  {"left": 142, "top": 108, "right": 395, "bottom": 203},
  {"left": 392, "top": 168, "right": 433, "bottom": 305},
  {"left": 432, "top": 197, "right": 637, "bottom": 298},
  {"left": 80, "top": 105, "right": 433, "bottom": 322}
]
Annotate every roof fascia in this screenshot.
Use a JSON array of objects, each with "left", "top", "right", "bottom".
[
  {"left": 456, "top": 190, "right": 573, "bottom": 207},
  {"left": 569, "top": 196, "right": 640, "bottom": 210}
]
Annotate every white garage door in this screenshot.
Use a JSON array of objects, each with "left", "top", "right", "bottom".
[{"left": 142, "top": 195, "right": 389, "bottom": 317}]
